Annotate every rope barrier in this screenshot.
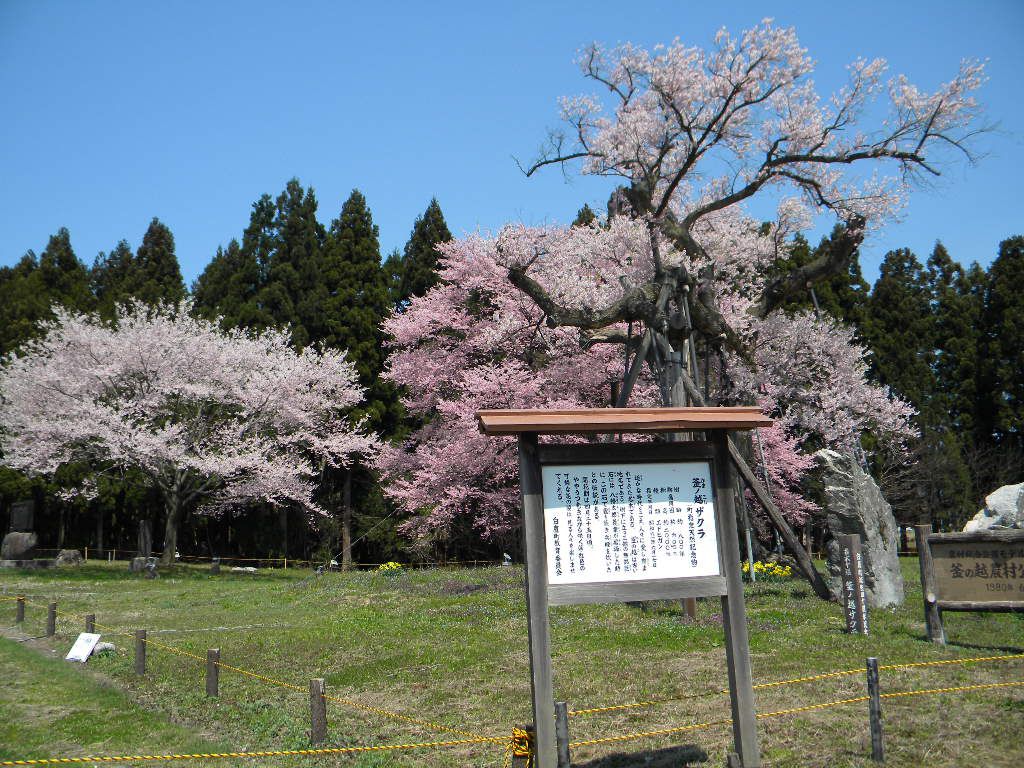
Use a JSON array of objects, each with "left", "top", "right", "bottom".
[
  {"left": 88, "top": 616, "right": 488, "bottom": 739},
  {"left": 0, "top": 735, "right": 506, "bottom": 766},
  {"left": 569, "top": 652, "right": 1024, "bottom": 717},
  {"left": 568, "top": 679, "right": 1024, "bottom": 751}
]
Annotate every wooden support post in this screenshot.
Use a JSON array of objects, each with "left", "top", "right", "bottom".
[
  {"left": 684, "top": 597, "right": 697, "bottom": 619},
  {"left": 675, "top": 366, "right": 830, "bottom": 600},
  {"left": 46, "top": 602, "right": 56, "bottom": 636},
  {"left": 555, "top": 701, "right": 571, "bottom": 768},
  {"left": 134, "top": 630, "right": 147, "bottom": 675},
  {"left": 713, "top": 431, "right": 761, "bottom": 768},
  {"left": 914, "top": 525, "right": 945, "bottom": 644},
  {"left": 15, "top": 597, "right": 25, "bottom": 624},
  {"left": 519, "top": 433, "right": 557, "bottom": 768},
  {"left": 206, "top": 648, "right": 220, "bottom": 696},
  {"left": 867, "top": 657, "right": 884, "bottom": 763},
  {"left": 309, "top": 678, "right": 327, "bottom": 745},
  {"left": 85, "top": 614, "right": 95, "bottom": 633}
]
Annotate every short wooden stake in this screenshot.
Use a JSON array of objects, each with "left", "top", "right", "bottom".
[
  {"left": 85, "top": 614, "right": 95, "bottom": 633},
  {"left": 309, "top": 678, "right": 327, "bottom": 745},
  {"left": 684, "top": 597, "right": 697, "bottom": 619},
  {"left": 914, "top": 524, "right": 945, "bottom": 644},
  {"left": 134, "top": 630, "right": 147, "bottom": 674},
  {"left": 206, "top": 648, "right": 220, "bottom": 696},
  {"left": 46, "top": 602, "right": 57, "bottom": 636},
  {"left": 15, "top": 597, "right": 25, "bottom": 624},
  {"left": 867, "top": 657, "right": 884, "bottom": 762},
  {"left": 555, "top": 702, "right": 571, "bottom": 768}
]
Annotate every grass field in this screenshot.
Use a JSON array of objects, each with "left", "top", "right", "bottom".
[{"left": 1, "top": 559, "right": 1021, "bottom": 767}]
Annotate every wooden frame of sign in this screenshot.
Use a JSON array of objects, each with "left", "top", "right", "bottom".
[
  {"left": 477, "top": 407, "right": 770, "bottom": 768},
  {"left": 914, "top": 524, "right": 1024, "bottom": 645}
]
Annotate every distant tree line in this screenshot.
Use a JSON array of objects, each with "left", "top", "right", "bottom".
[
  {"left": 774, "top": 229, "right": 1024, "bottom": 532},
  {"left": 0, "top": 181, "right": 451, "bottom": 563},
  {"left": 1, "top": 182, "right": 1020, "bottom": 560}
]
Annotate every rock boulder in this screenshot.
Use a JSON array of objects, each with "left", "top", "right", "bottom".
[
  {"left": 1, "top": 531, "right": 37, "bottom": 560},
  {"left": 963, "top": 483, "right": 1024, "bottom": 531},
  {"left": 815, "top": 449, "right": 905, "bottom": 608},
  {"left": 55, "top": 549, "right": 83, "bottom": 567}
]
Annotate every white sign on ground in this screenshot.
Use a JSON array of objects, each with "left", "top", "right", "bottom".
[
  {"left": 65, "top": 632, "right": 101, "bottom": 662},
  {"left": 541, "top": 461, "right": 719, "bottom": 585}
]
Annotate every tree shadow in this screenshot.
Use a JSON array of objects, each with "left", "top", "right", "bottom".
[{"left": 574, "top": 743, "right": 708, "bottom": 767}]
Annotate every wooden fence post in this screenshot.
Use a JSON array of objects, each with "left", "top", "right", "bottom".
[
  {"left": 867, "top": 657, "right": 884, "bottom": 762},
  {"left": 555, "top": 701, "right": 571, "bottom": 768},
  {"left": 206, "top": 649, "right": 220, "bottom": 696},
  {"left": 85, "top": 614, "right": 95, "bottom": 633},
  {"left": 309, "top": 678, "right": 327, "bottom": 745},
  {"left": 46, "top": 602, "right": 57, "bottom": 636},
  {"left": 134, "top": 630, "right": 147, "bottom": 674},
  {"left": 683, "top": 597, "right": 698, "bottom": 619},
  {"left": 15, "top": 597, "right": 25, "bottom": 624},
  {"left": 914, "top": 525, "right": 945, "bottom": 644}
]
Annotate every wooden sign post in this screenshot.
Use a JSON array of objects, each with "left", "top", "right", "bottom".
[
  {"left": 479, "top": 407, "right": 770, "bottom": 768},
  {"left": 915, "top": 525, "right": 1024, "bottom": 644},
  {"left": 838, "top": 534, "right": 869, "bottom": 635}
]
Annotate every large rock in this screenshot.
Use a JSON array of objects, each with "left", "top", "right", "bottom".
[
  {"left": 963, "top": 483, "right": 1024, "bottom": 531},
  {"left": 815, "top": 450, "right": 905, "bottom": 608},
  {"left": 55, "top": 549, "right": 83, "bottom": 567},
  {"left": 1, "top": 531, "right": 37, "bottom": 560}
]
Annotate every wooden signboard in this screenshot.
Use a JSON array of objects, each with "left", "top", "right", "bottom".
[
  {"left": 915, "top": 525, "right": 1024, "bottom": 644},
  {"left": 479, "top": 408, "right": 769, "bottom": 768},
  {"left": 838, "top": 534, "right": 869, "bottom": 635}
]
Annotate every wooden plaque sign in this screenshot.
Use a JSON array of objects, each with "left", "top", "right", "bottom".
[
  {"left": 540, "top": 449, "right": 727, "bottom": 605},
  {"left": 838, "top": 534, "right": 869, "bottom": 635},
  {"left": 929, "top": 533, "right": 1024, "bottom": 603},
  {"left": 478, "top": 408, "right": 769, "bottom": 768},
  {"left": 915, "top": 526, "right": 1024, "bottom": 644}
]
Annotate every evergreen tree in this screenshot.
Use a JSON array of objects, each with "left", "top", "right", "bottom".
[
  {"left": 261, "top": 180, "right": 325, "bottom": 349},
  {"left": 0, "top": 229, "right": 92, "bottom": 356},
  {"left": 91, "top": 240, "right": 135, "bottom": 319},
  {"left": 864, "top": 248, "right": 935, "bottom": 408},
  {"left": 393, "top": 198, "right": 452, "bottom": 311},
  {"left": 982, "top": 235, "right": 1024, "bottom": 454},
  {"left": 319, "top": 190, "right": 395, "bottom": 425},
  {"left": 572, "top": 204, "right": 598, "bottom": 228},
  {"left": 774, "top": 226, "right": 869, "bottom": 327},
  {"left": 129, "top": 218, "right": 186, "bottom": 306},
  {"left": 926, "top": 243, "right": 984, "bottom": 434}
]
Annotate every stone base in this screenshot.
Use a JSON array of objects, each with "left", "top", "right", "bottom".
[{"left": 0, "top": 559, "right": 56, "bottom": 569}]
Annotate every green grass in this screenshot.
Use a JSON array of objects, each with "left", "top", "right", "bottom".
[
  {"left": 1, "top": 559, "right": 1021, "bottom": 767},
  {"left": 0, "top": 633, "right": 226, "bottom": 763}
]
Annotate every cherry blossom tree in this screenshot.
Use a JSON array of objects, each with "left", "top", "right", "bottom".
[
  {"left": 0, "top": 302, "right": 377, "bottom": 563},
  {"left": 380, "top": 21, "right": 984, "bottom": 593}
]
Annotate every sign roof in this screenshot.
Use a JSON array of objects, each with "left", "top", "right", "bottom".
[{"left": 476, "top": 407, "right": 771, "bottom": 435}]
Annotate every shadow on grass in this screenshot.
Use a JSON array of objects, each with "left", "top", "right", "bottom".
[{"left": 575, "top": 743, "right": 708, "bottom": 767}]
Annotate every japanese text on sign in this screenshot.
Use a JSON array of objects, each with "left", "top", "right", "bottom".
[{"left": 541, "top": 461, "right": 720, "bottom": 585}]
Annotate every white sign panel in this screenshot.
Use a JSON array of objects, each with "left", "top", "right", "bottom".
[
  {"left": 65, "top": 632, "right": 101, "bottom": 662},
  {"left": 542, "top": 461, "right": 720, "bottom": 585}
]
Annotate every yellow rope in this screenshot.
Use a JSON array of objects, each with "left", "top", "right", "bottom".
[
  {"left": 569, "top": 652, "right": 1024, "bottom": 717},
  {"left": 880, "top": 680, "right": 1024, "bottom": 699},
  {"left": 569, "top": 680, "right": 1024, "bottom": 751},
  {"left": 880, "top": 652, "right": 1024, "bottom": 672},
  {"left": 93, "top": 618, "right": 486, "bottom": 739},
  {"left": 0, "top": 736, "right": 505, "bottom": 766}
]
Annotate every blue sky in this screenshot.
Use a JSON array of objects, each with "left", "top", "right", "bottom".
[{"left": 1, "top": 1, "right": 1021, "bottom": 286}]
